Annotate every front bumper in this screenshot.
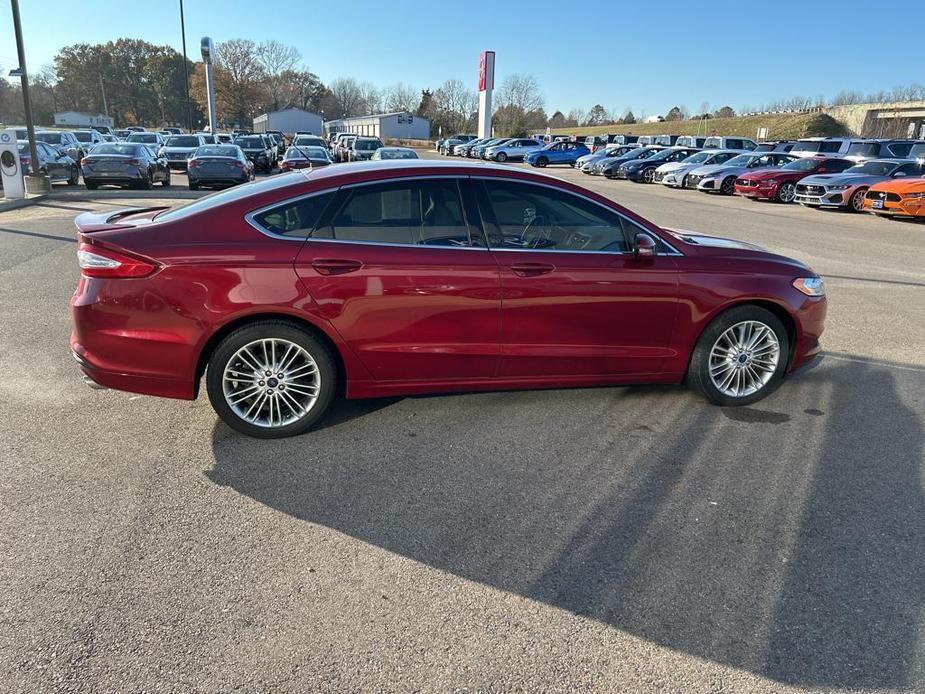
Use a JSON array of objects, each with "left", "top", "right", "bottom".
[{"left": 863, "top": 198, "right": 923, "bottom": 217}]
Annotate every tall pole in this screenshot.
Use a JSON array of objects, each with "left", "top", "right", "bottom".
[
  {"left": 179, "top": 0, "right": 192, "bottom": 132},
  {"left": 201, "top": 37, "right": 217, "bottom": 135},
  {"left": 9, "top": 0, "right": 39, "bottom": 177}
]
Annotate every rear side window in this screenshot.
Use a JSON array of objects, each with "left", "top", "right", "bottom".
[
  {"left": 480, "top": 180, "right": 629, "bottom": 253},
  {"left": 888, "top": 143, "right": 913, "bottom": 157},
  {"left": 820, "top": 141, "right": 843, "bottom": 153},
  {"left": 324, "top": 180, "right": 472, "bottom": 248},
  {"left": 252, "top": 191, "right": 336, "bottom": 237}
]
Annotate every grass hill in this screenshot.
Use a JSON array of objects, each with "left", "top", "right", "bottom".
[{"left": 553, "top": 112, "right": 846, "bottom": 140}]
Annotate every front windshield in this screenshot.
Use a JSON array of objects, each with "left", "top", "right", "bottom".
[
  {"left": 725, "top": 154, "right": 756, "bottom": 166},
  {"left": 844, "top": 161, "right": 896, "bottom": 176},
  {"left": 782, "top": 158, "right": 825, "bottom": 171},
  {"left": 166, "top": 136, "right": 201, "bottom": 147},
  {"left": 684, "top": 152, "right": 713, "bottom": 164},
  {"left": 294, "top": 136, "right": 324, "bottom": 147},
  {"left": 36, "top": 133, "right": 63, "bottom": 144},
  {"left": 195, "top": 146, "right": 239, "bottom": 157},
  {"left": 615, "top": 147, "right": 647, "bottom": 159},
  {"left": 647, "top": 149, "right": 679, "bottom": 161},
  {"left": 74, "top": 132, "right": 93, "bottom": 142},
  {"left": 93, "top": 144, "right": 143, "bottom": 156}
]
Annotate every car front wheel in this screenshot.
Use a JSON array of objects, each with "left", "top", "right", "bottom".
[
  {"left": 688, "top": 305, "right": 789, "bottom": 406},
  {"left": 206, "top": 321, "right": 337, "bottom": 438},
  {"left": 849, "top": 187, "right": 868, "bottom": 212}
]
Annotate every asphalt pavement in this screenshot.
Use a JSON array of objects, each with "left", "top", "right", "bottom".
[{"left": 1, "top": 153, "right": 924, "bottom": 692}]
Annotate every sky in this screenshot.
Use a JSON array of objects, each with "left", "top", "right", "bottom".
[{"left": 1, "top": 0, "right": 923, "bottom": 117}]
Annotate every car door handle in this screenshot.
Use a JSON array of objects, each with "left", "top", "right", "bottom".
[
  {"left": 510, "top": 262, "right": 555, "bottom": 277},
  {"left": 310, "top": 258, "right": 362, "bottom": 275}
]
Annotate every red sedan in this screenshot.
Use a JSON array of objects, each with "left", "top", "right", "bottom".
[
  {"left": 71, "top": 161, "right": 827, "bottom": 438},
  {"left": 734, "top": 157, "right": 854, "bottom": 202}
]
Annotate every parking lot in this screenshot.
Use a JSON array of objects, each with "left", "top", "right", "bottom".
[{"left": 2, "top": 153, "right": 925, "bottom": 691}]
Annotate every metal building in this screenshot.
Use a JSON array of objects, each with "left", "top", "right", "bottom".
[
  {"left": 324, "top": 112, "right": 430, "bottom": 140},
  {"left": 53, "top": 111, "right": 114, "bottom": 129},
  {"left": 253, "top": 108, "right": 323, "bottom": 136}
]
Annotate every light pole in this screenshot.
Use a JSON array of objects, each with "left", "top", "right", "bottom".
[
  {"left": 200, "top": 37, "right": 217, "bottom": 135},
  {"left": 179, "top": 0, "right": 192, "bottom": 132},
  {"left": 8, "top": 0, "right": 48, "bottom": 192}
]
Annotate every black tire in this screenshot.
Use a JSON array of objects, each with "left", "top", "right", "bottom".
[
  {"left": 206, "top": 321, "right": 337, "bottom": 439},
  {"left": 535, "top": 156, "right": 548, "bottom": 168},
  {"left": 720, "top": 176, "right": 736, "bottom": 195},
  {"left": 849, "top": 187, "right": 867, "bottom": 213},
  {"left": 140, "top": 174, "right": 153, "bottom": 190},
  {"left": 496, "top": 152, "right": 507, "bottom": 162},
  {"left": 189, "top": 181, "right": 199, "bottom": 191},
  {"left": 162, "top": 171, "right": 171, "bottom": 187},
  {"left": 775, "top": 181, "right": 796, "bottom": 203},
  {"left": 67, "top": 167, "right": 79, "bottom": 186},
  {"left": 687, "top": 305, "right": 790, "bottom": 407},
  {"left": 642, "top": 167, "right": 656, "bottom": 184},
  {"left": 84, "top": 181, "right": 98, "bottom": 190}
]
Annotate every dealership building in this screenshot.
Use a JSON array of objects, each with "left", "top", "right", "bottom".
[
  {"left": 53, "top": 111, "right": 114, "bottom": 129},
  {"left": 253, "top": 107, "right": 323, "bottom": 136},
  {"left": 325, "top": 112, "right": 430, "bottom": 140}
]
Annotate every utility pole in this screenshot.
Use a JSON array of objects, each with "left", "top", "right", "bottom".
[
  {"left": 179, "top": 0, "right": 192, "bottom": 132},
  {"left": 9, "top": 0, "right": 46, "bottom": 192}
]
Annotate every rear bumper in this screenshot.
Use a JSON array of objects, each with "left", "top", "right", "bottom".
[{"left": 71, "top": 343, "right": 193, "bottom": 399}]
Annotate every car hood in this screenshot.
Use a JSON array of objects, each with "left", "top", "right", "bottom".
[
  {"left": 655, "top": 161, "right": 688, "bottom": 173},
  {"left": 737, "top": 167, "right": 803, "bottom": 181},
  {"left": 867, "top": 178, "right": 925, "bottom": 194},
  {"left": 690, "top": 164, "right": 747, "bottom": 177},
  {"left": 666, "top": 228, "right": 812, "bottom": 270},
  {"left": 799, "top": 172, "right": 887, "bottom": 186}
]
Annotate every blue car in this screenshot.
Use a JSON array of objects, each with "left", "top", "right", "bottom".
[{"left": 525, "top": 141, "right": 590, "bottom": 168}]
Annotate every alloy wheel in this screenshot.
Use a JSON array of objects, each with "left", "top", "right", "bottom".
[
  {"left": 222, "top": 338, "right": 320, "bottom": 428},
  {"left": 708, "top": 321, "right": 780, "bottom": 398},
  {"left": 851, "top": 188, "right": 867, "bottom": 212},
  {"left": 643, "top": 168, "right": 655, "bottom": 183},
  {"left": 778, "top": 182, "right": 795, "bottom": 203}
]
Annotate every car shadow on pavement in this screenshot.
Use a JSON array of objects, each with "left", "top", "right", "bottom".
[{"left": 206, "top": 359, "right": 925, "bottom": 689}]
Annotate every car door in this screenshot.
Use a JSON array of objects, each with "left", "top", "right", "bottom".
[
  {"left": 290, "top": 177, "right": 502, "bottom": 381},
  {"left": 475, "top": 178, "right": 679, "bottom": 378}
]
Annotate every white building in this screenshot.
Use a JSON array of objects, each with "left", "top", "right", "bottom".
[
  {"left": 252, "top": 108, "right": 323, "bottom": 136},
  {"left": 325, "top": 112, "right": 430, "bottom": 140},
  {"left": 53, "top": 111, "right": 114, "bottom": 128}
]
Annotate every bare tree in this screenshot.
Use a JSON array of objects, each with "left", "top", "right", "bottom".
[
  {"left": 328, "top": 77, "right": 364, "bottom": 118},
  {"left": 432, "top": 79, "right": 477, "bottom": 133},
  {"left": 383, "top": 82, "right": 418, "bottom": 113},
  {"left": 256, "top": 40, "right": 301, "bottom": 111},
  {"left": 358, "top": 82, "right": 382, "bottom": 115},
  {"left": 212, "top": 39, "right": 267, "bottom": 124},
  {"left": 496, "top": 73, "right": 544, "bottom": 113}
]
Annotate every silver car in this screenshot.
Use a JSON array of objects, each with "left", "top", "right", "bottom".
[
  {"left": 655, "top": 149, "right": 743, "bottom": 187},
  {"left": 686, "top": 152, "right": 796, "bottom": 194},
  {"left": 484, "top": 138, "right": 544, "bottom": 162},
  {"left": 35, "top": 130, "right": 84, "bottom": 161},
  {"left": 160, "top": 134, "right": 206, "bottom": 169},
  {"left": 576, "top": 144, "right": 638, "bottom": 174},
  {"left": 842, "top": 139, "right": 918, "bottom": 163},
  {"left": 795, "top": 159, "right": 925, "bottom": 212},
  {"left": 126, "top": 131, "right": 167, "bottom": 154}
]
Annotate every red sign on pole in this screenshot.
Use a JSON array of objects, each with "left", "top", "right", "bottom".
[
  {"left": 478, "top": 51, "right": 494, "bottom": 92},
  {"left": 478, "top": 52, "right": 487, "bottom": 92}
]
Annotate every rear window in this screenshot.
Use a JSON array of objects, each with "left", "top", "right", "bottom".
[
  {"left": 129, "top": 133, "right": 158, "bottom": 143},
  {"left": 236, "top": 137, "right": 264, "bottom": 148},
  {"left": 155, "top": 173, "right": 307, "bottom": 222},
  {"left": 195, "top": 146, "right": 239, "bottom": 157},
  {"left": 74, "top": 132, "right": 93, "bottom": 142},
  {"left": 93, "top": 144, "right": 143, "bottom": 156},
  {"left": 37, "top": 133, "right": 63, "bottom": 144}
]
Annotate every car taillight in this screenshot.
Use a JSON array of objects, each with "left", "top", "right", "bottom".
[
  {"left": 188, "top": 159, "right": 199, "bottom": 168},
  {"left": 126, "top": 158, "right": 140, "bottom": 166},
  {"left": 77, "top": 243, "right": 157, "bottom": 278},
  {"left": 280, "top": 161, "right": 290, "bottom": 171}
]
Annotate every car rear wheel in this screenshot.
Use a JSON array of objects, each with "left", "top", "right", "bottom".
[
  {"left": 688, "top": 305, "right": 789, "bottom": 406},
  {"left": 850, "top": 187, "right": 867, "bottom": 212},
  {"left": 496, "top": 152, "right": 507, "bottom": 162},
  {"left": 642, "top": 168, "right": 656, "bottom": 183},
  {"left": 720, "top": 176, "right": 736, "bottom": 195},
  {"left": 776, "top": 181, "right": 796, "bottom": 203},
  {"left": 84, "top": 180, "right": 98, "bottom": 190},
  {"left": 206, "top": 321, "right": 337, "bottom": 438}
]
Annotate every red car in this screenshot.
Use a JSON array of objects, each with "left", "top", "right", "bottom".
[
  {"left": 71, "top": 161, "right": 827, "bottom": 438},
  {"left": 734, "top": 157, "right": 855, "bottom": 202}
]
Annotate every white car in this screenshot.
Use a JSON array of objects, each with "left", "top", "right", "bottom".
[
  {"left": 685, "top": 151, "right": 797, "bottom": 194},
  {"left": 484, "top": 138, "right": 545, "bottom": 162},
  {"left": 655, "top": 149, "right": 743, "bottom": 187},
  {"left": 789, "top": 137, "right": 852, "bottom": 158}
]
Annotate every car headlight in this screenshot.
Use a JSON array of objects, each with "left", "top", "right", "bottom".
[
  {"left": 827, "top": 184, "right": 850, "bottom": 191},
  {"left": 793, "top": 277, "right": 825, "bottom": 297},
  {"left": 903, "top": 192, "right": 925, "bottom": 199}
]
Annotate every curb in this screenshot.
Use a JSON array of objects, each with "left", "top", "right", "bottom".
[{"left": 0, "top": 194, "right": 48, "bottom": 213}]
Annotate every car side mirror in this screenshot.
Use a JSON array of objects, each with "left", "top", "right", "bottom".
[
  {"left": 634, "top": 233, "right": 657, "bottom": 259},
  {"left": 894, "top": 171, "right": 907, "bottom": 177}
]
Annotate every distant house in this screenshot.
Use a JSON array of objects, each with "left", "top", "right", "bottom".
[
  {"left": 53, "top": 111, "right": 114, "bottom": 128},
  {"left": 252, "top": 108, "right": 323, "bottom": 136},
  {"left": 644, "top": 115, "right": 665, "bottom": 123},
  {"left": 325, "top": 112, "right": 430, "bottom": 140}
]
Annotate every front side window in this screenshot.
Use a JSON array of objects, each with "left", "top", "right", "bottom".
[
  {"left": 481, "top": 180, "right": 629, "bottom": 253},
  {"left": 325, "top": 180, "right": 472, "bottom": 248}
]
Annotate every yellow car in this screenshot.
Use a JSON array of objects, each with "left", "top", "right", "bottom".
[{"left": 863, "top": 177, "right": 925, "bottom": 219}]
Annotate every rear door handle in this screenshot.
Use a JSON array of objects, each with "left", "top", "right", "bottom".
[
  {"left": 310, "top": 258, "right": 362, "bottom": 275},
  {"left": 510, "top": 262, "right": 555, "bottom": 277}
]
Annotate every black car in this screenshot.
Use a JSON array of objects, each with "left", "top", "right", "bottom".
[
  {"left": 80, "top": 143, "right": 171, "bottom": 190},
  {"left": 187, "top": 145, "right": 254, "bottom": 190},
  {"left": 620, "top": 147, "right": 702, "bottom": 183},
  {"left": 17, "top": 141, "right": 79, "bottom": 185},
  {"left": 235, "top": 135, "right": 274, "bottom": 173},
  {"left": 595, "top": 146, "right": 665, "bottom": 177}
]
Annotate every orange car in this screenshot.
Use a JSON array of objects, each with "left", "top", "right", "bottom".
[{"left": 863, "top": 177, "right": 925, "bottom": 219}]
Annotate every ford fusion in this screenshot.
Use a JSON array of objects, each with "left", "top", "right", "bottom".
[{"left": 71, "top": 161, "right": 827, "bottom": 438}]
